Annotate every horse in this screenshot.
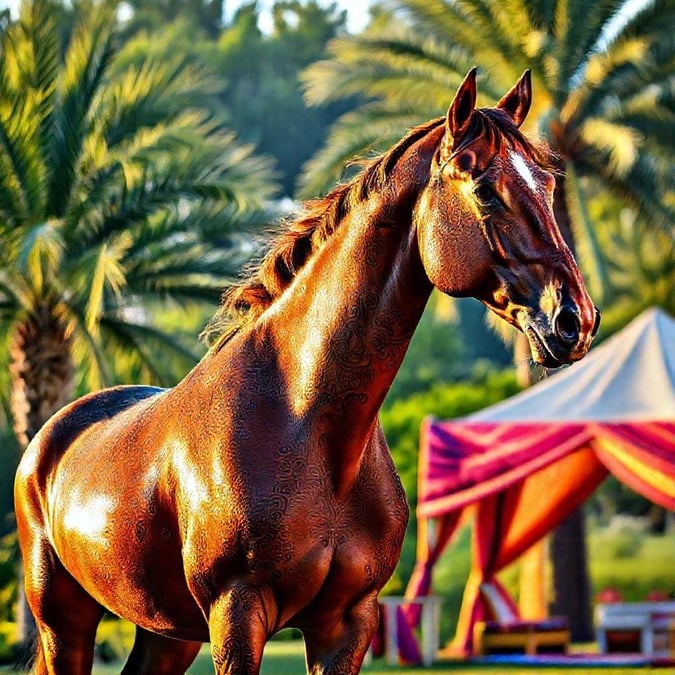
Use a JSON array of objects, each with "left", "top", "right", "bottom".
[{"left": 14, "top": 68, "right": 599, "bottom": 675}]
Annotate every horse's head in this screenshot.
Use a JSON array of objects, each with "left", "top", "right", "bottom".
[{"left": 415, "top": 68, "right": 599, "bottom": 367}]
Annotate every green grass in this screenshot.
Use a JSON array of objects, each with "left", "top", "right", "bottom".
[
  {"left": 1, "top": 528, "right": 672, "bottom": 673},
  {"left": 1, "top": 634, "right": 671, "bottom": 674},
  {"left": 82, "top": 640, "right": 673, "bottom": 674},
  {"left": 88, "top": 624, "right": 674, "bottom": 674}
]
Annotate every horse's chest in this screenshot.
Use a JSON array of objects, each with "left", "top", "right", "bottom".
[
  {"left": 184, "top": 440, "right": 408, "bottom": 627},
  {"left": 231, "top": 458, "right": 408, "bottom": 614}
]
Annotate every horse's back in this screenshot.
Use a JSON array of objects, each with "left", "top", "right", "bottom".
[
  {"left": 18, "top": 385, "right": 163, "bottom": 475},
  {"left": 15, "top": 385, "right": 165, "bottom": 523}
]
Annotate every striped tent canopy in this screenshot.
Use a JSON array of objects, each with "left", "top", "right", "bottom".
[{"left": 404, "top": 308, "right": 675, "bottom": 657}]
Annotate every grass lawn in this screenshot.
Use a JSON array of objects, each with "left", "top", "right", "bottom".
[
  {"left": 1, "top": 637, "right": 671, "bottom": 674},
  {"left": 77, "top": 640, "right": 672, "bottom": 675},
  {"left": 1, "top": 531, "right": 672, "bottom": 674},
  {"left": 3, "top": 622, "right": 672, "bottom": 674}
]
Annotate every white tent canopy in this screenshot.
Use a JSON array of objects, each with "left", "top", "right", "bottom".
[{"left": 470, "top": 307, "right": 675, "bottom": 422}]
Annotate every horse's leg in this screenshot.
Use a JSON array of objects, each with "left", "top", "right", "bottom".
[
  {"left": 23, "top": 537, "right": 104, "bottom": 675},
  {"left": 207, "top": 585, "right": 275, "bottom": 675},
  {"left": 121, "top": 626, "right": 202, "bottom": 675},
  {"left": 303, "top": 593, "right": 379, "bottom": 675}
]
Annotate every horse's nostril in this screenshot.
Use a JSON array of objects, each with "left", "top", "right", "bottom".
[
  {"left": 555, "top": 306, "right": 580, "bottom": 346},
  {"left": 592, "top": 307, "right": 601, "bottom": 337}
]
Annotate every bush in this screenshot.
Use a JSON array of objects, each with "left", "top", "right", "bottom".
[
  {"left": 589, "top": 530, "right": 674, "bottom": 603},
  {"left": 596, "top": 527, "right": 643, "bottom": 560},
  {"left": 428, "top": 525, "right": 473, "bottom": 642},
  {"left": 94, "top": 618, "right": 135, "bottom": 663},
  {"left": 382, "top": 370, "right": 521, "bottom": 503},
  {"left": 0, "top": 532, "right": 17, "bottom": 623}
]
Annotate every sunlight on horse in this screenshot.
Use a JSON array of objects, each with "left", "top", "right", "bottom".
[{"left": 14, "top": 69, "right": 599, "bottom": 675}]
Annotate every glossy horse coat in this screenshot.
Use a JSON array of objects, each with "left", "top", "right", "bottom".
[{"left": 15, "top": 70, "right": 599, "bottom": 674}]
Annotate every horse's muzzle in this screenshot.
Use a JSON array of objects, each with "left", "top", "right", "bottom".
[{"left": 523, "top": 305, "right": 601, "bottom": 367}]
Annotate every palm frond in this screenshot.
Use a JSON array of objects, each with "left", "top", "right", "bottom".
[
  {"left": 551, "top": 0, "right": 623, "bottom": 100},
  {"left": 47, "top": 3, "right": 117, "bottom": 217},
  {"left": 23, "top": 0, "right": 59, "bottom": 170},
  {"left": 598, "top": 208, "right": 674, "bottom": 328},
  {"left": 0, "top": 274, "right": 22, "bottom": 317},
  {"left": 564, "top": 165, "right": 611, "bottom": 304},
  {"left": 94, "top": 58, "right": 223, "bottom": 149},
  {"left": 64, "top": 117, "right": 275, "bottom": 251},
  {"left": 579, "top": 117, "right": 643, "bottom": 177},
  {"left": 0, "top": 7, "right": 54, "bottom": 222},
  {"left": 298, "top": 102, "right": 427, "bottom": 197},
  {"left": 64, "top": 304, "right": 113, "bottom": 391},
  {"left": 303, "top": 26, "right": 483, "bottom": 108},
  {"left": 83, "top": 238, "right": 130, "bottom": 334},
  {"left": 613, "top": 88, "right": 675, "bottom": 152},
  {"left": 453, "top": 0, "right": 529, "bottom": 76},
  {"left": 580, "top": 148, "right": 674, "bottom": 231},
  {"left": 394, "top": 0, "right": 505, "bottom": 68},
  {"left": 99, "top": 316, "right": 202, "bottom": 386},
  {"left": 0, "top": 0, "right": 59, "bottom": 221},
  {"left": 0, "top": 269, "right": 32, "bottom": 314},
  {"left": 17, "top": 219, "right": 64, "bottom": 297},
  {"left": 564, "top": 36, "right": 657, "bottom": 126},
  {"left": 599, "top": 0, "right": 673, "bottom": 58}
]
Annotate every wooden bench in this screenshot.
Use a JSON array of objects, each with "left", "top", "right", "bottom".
[
  {"left": 595, "top": 601, "right": 675, "bottom": 656},
  {"left": 473, "top": 617, "right": 570, "bottom": 656},
  {"left": 473, "top": 582, "right": 570, "bottom": 656}
]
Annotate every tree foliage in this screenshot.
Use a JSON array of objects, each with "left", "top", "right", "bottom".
[
  {"left": 216, "top": 1, "right": 352, "bottom": 196},
  {"left": 115, "top": 1, "right": 353, "bottom": 197},
  {"left": 124, "top": 0, "right": 225, "bottom": 38},
  {"left": 301, "top": 0, "right": 674, "bottom": 303},
  {"left": 0, "top": 0, "right": 276, "bottom": 404}
]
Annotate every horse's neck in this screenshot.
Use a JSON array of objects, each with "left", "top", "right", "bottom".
[
  {"left": 192, "top": 127, "right": 441, "bottom": 489},
  {"left": 276, "top": 201, "right": 430, "bottom": 418},
  {"left": 260, "top": 172, "right": 435, "bottom": 481}
]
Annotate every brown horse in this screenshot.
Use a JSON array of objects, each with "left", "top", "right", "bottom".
[{"left": 15, "top": 69, "right": 599, "bottom": 675}]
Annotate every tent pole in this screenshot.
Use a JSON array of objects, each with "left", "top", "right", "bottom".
[{"left": 519, "top": 537, "right": 548, "bottom": 619}]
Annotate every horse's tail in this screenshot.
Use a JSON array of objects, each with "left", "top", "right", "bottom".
[{"left": 13, "top": 634, "right": 39, "bottom": 672}]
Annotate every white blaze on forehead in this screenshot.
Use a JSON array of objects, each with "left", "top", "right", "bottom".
[{"left": 509, "top": 150, "right": 537, "bottom": 192}]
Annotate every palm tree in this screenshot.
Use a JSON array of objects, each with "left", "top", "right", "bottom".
[
  {"left": 302, "top": 0, "right": 672, "bottom": 234},
  {"left": 588, "top": 202, "right": 674, "bottom": 332},
  {"left": 300, "top": 0, "right": 673, "bottom": 642},
  {"left": 0, "top": 0, "right": 275, "bottom": 648}
]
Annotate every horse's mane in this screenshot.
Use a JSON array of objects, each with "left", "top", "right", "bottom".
[
  {"left": 204, "top": 108, "right": 553, "bottom": 350},
  {"left": 203, "top": 117, "right": 445, "bottom": 349}
]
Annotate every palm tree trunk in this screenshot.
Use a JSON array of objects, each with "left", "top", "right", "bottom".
[
  {"left": 513, "top": 171, "right": 594, "bottom": 640},
  {"left": 548, "top": 174, "right": 594, "bottom": 642},
  {"left": 9, "top": 304, "right": 75, "bottom": 655},
  {"left": 549, "top": 508, "right": 594, "bottom": 641},
  {"left": 10, "top": 305, "right": 75, "bottom": 448}
]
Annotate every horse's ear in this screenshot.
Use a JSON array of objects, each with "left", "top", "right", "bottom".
[
  {"left": 443, "top": 68, "right": 477, "bottom": 153},
  {"left": 497, "top": 69, "right": 532, "bottom": 127}
]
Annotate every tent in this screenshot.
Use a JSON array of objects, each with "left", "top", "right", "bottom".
[{"left": 404, "top": 307, "right": 675, "bottom": 656}]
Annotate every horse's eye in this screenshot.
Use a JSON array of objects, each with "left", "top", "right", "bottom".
[{"left": 474, "top": 183, "right": 496, "bottom": 205}]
